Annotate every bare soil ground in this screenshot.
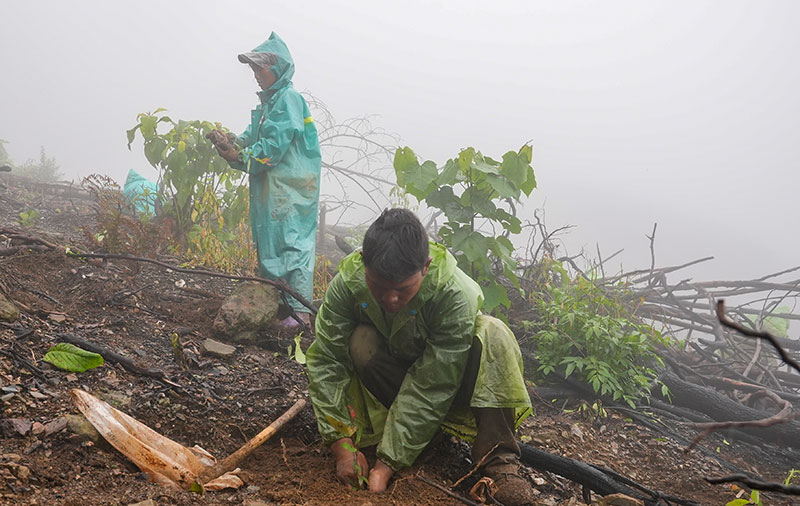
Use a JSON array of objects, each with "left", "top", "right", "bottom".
[{"left": 0, "top": 175, "right": 796, "bottom": 506}]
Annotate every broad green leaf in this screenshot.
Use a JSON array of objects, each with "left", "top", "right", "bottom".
[
  {"left": 519, "top": 165, "right": 537, "bottom": 196},
  {"left": 428, "top": 187, "right": 473, "bottom": 223},
  {"left": 139, "top": 114, "right": 158, "bottom": 140},
  {"left": 455, "top": 232, "right": 489, "bottom": 263},
  {"left": 43, "top": 343, "right": 104, "bottom": 372},
  {"left": 144, "top": 138, "right": 167, "bottom": 167},
  {"left": 485, "top": 173, "right": 518, "bottom": 199},
  {"left": 482, "top": 282, "right": 511, "bottom": 312},
  {"left": 126, "top": 125, "right": 140, "bottom": 149},
  {"left": 438, "top": 159, "right": 461, "bottom": 185},
  {"left": 725, "top": 500, "right": 750, "bottom": 506},
  {"left": 470, "top": 193, "right": 497, "bottom": 216},
  {"left": 494, "top": 236, "right": 515, "bottom": 257},
  {"left": 293, "top": 334, "right": 306, "bottom": 364},
  {"left": 403, "top": 160, "right": 439, "bottom": 199},
  {"left": 500, "top": 150, "right": 528, "bottom": 186},
  {"left": 470, "top": 155, "right": 500, "bottom": 175},
  {"left": 393, "top": 147, "right": 419, "bottom": 187},
  {"left": 166, "top": 148, "right": 189, "bottom": 172},
  {"left": 458, "top": 147, "right": 475, "bottom": 173},
  {"left": 425, "top": 186, "right": 459, "bottom": 210}
]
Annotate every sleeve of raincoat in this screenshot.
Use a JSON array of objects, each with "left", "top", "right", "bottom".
[
  {"left": 305, "top": 273, "right": 360, "bottom": 445},
  {"left": 376, "top": 286, "right": 475, "bottom": 470},
  {"left": 232, "top": 90, "right": 305, "bottom": 175}
]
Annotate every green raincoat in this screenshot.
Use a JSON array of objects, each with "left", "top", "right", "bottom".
[
  {"left": 306, "top": 242, "right": 532, "bottom": 470},
  {"left": 230, "top": 33, "right": 322, "bottom": 311}
]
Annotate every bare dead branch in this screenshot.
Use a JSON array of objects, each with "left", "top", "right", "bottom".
[
  {"left": 717, "top": 299, "right": 800, "bottom": 374},
  {"left": 68, "top": 251, "right": 317, "bottom": 315}
]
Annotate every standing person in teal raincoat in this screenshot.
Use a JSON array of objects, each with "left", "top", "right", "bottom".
[
  {"left": 209, "top": 32, "right": 321, "bottom": 327},
  {"left": 306, "top": 209, "right": 536, "bottom": 506}
]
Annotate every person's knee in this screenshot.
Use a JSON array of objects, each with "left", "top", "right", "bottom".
[{"left": 349, "top": 325, "right": 382, "bottom": 371}]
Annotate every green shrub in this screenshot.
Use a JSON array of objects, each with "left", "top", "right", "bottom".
[{"left": 525, "top": 260, "right": 670, "bottom": 407}]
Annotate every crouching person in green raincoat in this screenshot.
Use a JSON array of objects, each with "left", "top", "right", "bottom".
[
  {"left": 209, "top": 32, "right": 321, "bottom": 327},
  {"left": 306, "top": 209, "right": 536, "bottom": 505}
]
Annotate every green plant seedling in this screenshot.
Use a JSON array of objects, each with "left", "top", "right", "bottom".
[{"left": 18, "top": 209, "right": 40, "bottom": 227}]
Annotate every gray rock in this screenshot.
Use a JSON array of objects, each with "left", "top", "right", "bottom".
[
  {"left": 97, "top": 390, "right": 132, "bottom": 409},
  {"left": 44, "top": 417, "right": 68, "bottom": 437},
  {"left": 0, "top": 293, "right": 19, "bottom": 322},
  {"left": 212, "top": 282, "right": 279, "bottom": 343},
  {"left": 65, "top": 414, "right": 101, "bottom": 442},
  {"left": 0, "top": 418, "right": 31, "bottom": 437},
  {"left": 202, "top": 338, "right": 236, "bottom": 358}
]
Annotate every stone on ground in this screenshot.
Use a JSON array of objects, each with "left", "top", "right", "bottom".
[{"left": 212, "top": 282, "right": 279, "bottom": 343}]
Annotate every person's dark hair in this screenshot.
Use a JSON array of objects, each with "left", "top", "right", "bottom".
[{"left": 362, "top": 209, "right": 429, "bottom": 282}]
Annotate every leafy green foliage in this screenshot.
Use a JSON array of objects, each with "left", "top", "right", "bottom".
[
  {"left": 394, "top": 145, "right": 536, "bottom": 313},
  {"left": 43, "top": 343, "right": 104, "bottom": 373},
  {"left": 525, "top": 260, "right": 670, "bottom": 407},
  {"left": 18, "top": 209, "right": 40, "bottom": 227},
  {"left": 127, "top": 110, "right": 252, "bottom": 272}
]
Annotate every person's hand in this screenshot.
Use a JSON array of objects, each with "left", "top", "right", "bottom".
[
  {"left": 330, "top": 438, "right": 369, "bottom": 489},
  {"left": 205, "top": 129, "right": 227, "bottom": 146},
  {"left": 368, "top": 459, "right": 394, "bottom": 492},
  {"left": 215, "top": 143, "right": 240, "bottom": 162}
]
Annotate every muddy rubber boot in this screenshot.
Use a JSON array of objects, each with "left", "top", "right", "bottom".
[
  {"left": 484, "top": 461, "right": 537, "bottom": 506},
  {"left": 473, "top": 407, "right": 536, "bottom": 506}
]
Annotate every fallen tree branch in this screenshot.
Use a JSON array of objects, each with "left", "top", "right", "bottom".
[
  {"left": 415, "top": 474, "right": 482, "bottom": 506},
  {"left": 717, "top": 300, "right": 800, "bottom": 374},
  {"left": 705, "top": 474, "right": 800, "bottom": 495},
  {"left": 57, "top": 332, "right": 182, "bottom": 389},
  {"left": 68, "top": 251, "right": 317, "bottom": 315},
  {"left": 0, "top": 245, "right": 50, "bottom": 256}
]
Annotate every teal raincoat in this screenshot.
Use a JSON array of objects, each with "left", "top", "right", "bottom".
[
  {"left": 122, "top": 169, "right": 158, "bottom": 216},
  {"left": 306, "top": 242, "right": 532, "bottom": 470},
  {"left": 230, "top": 33, "right": 322, "bottom": 311}
]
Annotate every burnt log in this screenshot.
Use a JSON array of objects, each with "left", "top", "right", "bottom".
[
  {"left": 661, "top": 371, "right": 800, "bottom": 448},
  {"left": 519, "top": 443, "right": 700, "bottom": 506}
]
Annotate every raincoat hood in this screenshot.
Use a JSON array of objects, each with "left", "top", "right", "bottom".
[{"left": 242, "top": 32, "right": 295, "bottom": 98}]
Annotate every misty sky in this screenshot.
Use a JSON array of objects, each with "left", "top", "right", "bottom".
[{"left": 1, "top": 0, "right": 798, "bottom": 281}]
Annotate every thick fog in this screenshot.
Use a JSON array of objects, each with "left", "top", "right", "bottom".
[{"left": 1, "top": 0, "right": 798, "bottom": 281}]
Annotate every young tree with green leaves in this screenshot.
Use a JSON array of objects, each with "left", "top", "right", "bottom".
[{"left": 393, "top": 144, "right": 536, "bottom": 313}]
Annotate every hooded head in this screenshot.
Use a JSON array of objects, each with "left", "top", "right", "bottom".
[{"left": 238, "top": 32, "right": 295, "bottom": 93}]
